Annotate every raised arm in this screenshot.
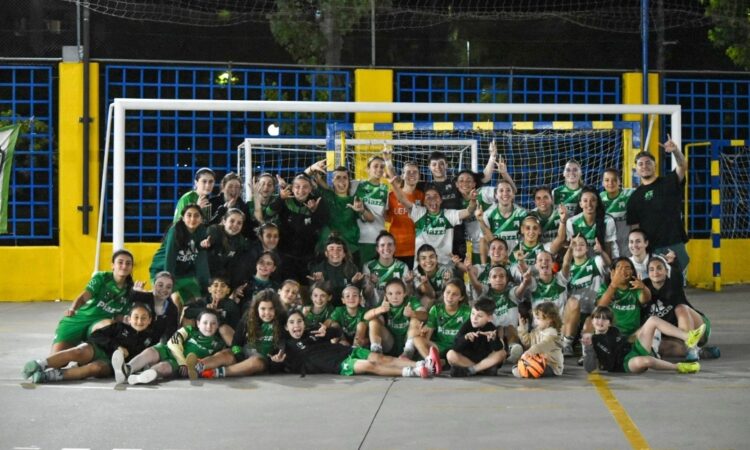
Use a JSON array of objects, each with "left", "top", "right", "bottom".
[
  {"left": 457, "top": 189, "right": 478, "bottom": 220},
  {"left": 481, "top": 140, "right": 498, "bottom": 184},
  {"left": 661, "top": 134, "right": 687, "bottom": 182},
  {"left": 389, "top": 175, "right": 414, "bottom": 210}
]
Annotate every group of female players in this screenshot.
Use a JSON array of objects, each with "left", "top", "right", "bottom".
[{"left": 23, "top": 139, "right": 719, "bottom": 385}]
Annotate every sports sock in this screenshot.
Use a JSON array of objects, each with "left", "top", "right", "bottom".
[
  {"left": 370, "top": 343, "right": 383, "bottom": 353},
  {"left": 562, "top": 336, "right": 574, "bottom": 346},
  {"left": 403, "top": 339, "right": 415, "bottom": 357},
  {"left": 37, "top": 359, "right": 48, "bottom": 370},
  {"left": 467, "top": 366, "right": 477, "bottom": 375},
  {"left": 127, "top": 352, "right": 151, "bottom": 372},
  {"left": 402, "top": 367, "right": 414, "bottom": 377}
]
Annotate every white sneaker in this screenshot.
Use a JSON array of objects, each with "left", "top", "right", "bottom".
[
  {"left": 111, "top": 349, "right": 128, "bottom": 385},
  {"left": 508, "top": 344, "right": 523, "bottom": 364},
  {"left": 127, "top": 369, "right": 158, "bottom": 385}
]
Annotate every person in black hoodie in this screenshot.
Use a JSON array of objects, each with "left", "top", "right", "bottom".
[
  {"left": 274, "top": 310, "right": 435, "bottom": 378},
  {"left": 22, "top": 303, "right": 157, "bottom": 384},
  {"left": 269, "top": 174, "right": 328, "bottom": 282}
]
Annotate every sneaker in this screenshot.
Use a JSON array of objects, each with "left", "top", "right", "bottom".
[
  {"left": 128, "top": 369, "right": 158, "bottom": 385},
  {"left": 185, "top": 353, "right": 199, "bottom": 381},
  {"left": 507, "top": 344, "right": 523, "bottom": 364},
  {"left": 450, "top": 366, "right": 470, "bottom": 377},
  {"left": 31, "top": 370, "right": 47, "bottom": 384},
  {"left": 685, "top": 347, "right": 700, "bottom": 363},
  {"left": 699, "top": 346, "right": 721, "bottom": 359},
  {"left": 685, "top": 324, "right": 706, "bottom": 349},
  {"left": 415, "top": 360, "right": 433, "bottom": 378},
  {"left": 111, "top": 349, "right": 129, "bottom": 384},
  {"left": 562, "top": 342, "right": 574, "bottom": 357},
  {"left": 577, "top": 356, "right": 584, "bottom": 366},
  {"left": 22, "top": 360, "right": 42, "bottom": 380},
  {"left": 676, "top": 361, "right": 700, "bottom": 374},
  {"left": 428, "top": 346, "right": 442, "bottom": 376}
]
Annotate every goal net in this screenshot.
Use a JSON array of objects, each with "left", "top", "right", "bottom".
[
  {"left": 721, "top": 143, "right": 750, "bottom": 239},
  {"left": 325, "top": 121, "right": 640, "bottom": 208},
  {"left": 237, "top": 136, "right": 478, "bottom": 201}
]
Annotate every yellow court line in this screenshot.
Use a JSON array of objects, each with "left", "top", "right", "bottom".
[{"left": 588, "top": 373, "right": 651, "bottom": 450}]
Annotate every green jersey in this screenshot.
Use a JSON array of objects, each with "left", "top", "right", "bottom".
[
  {"left": 354, "top": 181, "right": 388, "bottom": 244},
  {"left": 383, "top": 297, "right": 423, "bottom": 339},
  {"left": 567, "top": 255, "right": 606, "bottom": 314},
  {"left": 253, "top": 322, "right": 277, "bottom": 357},
  {"left": 174, "top": 191, "right": 212, "bottom": 224},
  {"left": 566, "top": 213, "right": 619, "bottom": 257},
  {"left": 597, "top": 284, "right": 642, "bottom": 336},
  {"left": 600, "top": 189, "right": 634, "bottom": 256},
  {"left": 177, "top": 326, "right": 226, "bottom": 359},
  {"left": 482, "top": 204, "right": 527, "bottom": 253},
  {"left": 484, "top": 286, "right": 520, "bottom": 327},
  {"left": 247, "top": 194, "right": 279, "bottom": 224},
  {"left": 331, "top": 306, "right": 367, "bottom": 340},
  {"left": 532, "top": 208, "right": 561, "bottom": 243},
  {"left": 79, "top": 271, "right": 132, "bottom": 320},
  {"left": 530, "top": 272, "right": 568, "bottom": 314},
  {"left": 149, "top": 224, "right": 209, "bottom": 282},
  {"left": 363, "top": 258, "right": 410, "bottom": 301},
  {"left": 414, "top": 264, "right": 452, "bottom": 295},
  {"left": 305, "top": 304, "right": 334, "bottom": 328},
  {"left": 553, "top": 184, "right": 582, "bottom": 217},
  {"left": 426, "top": 303, "right": 471, "bottom": 354},
  {"left": 317, "top": 188, "right": 360, "bottom": 254}
]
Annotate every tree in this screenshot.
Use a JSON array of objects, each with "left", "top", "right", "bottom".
[
  {"left": 703, "top": 0, "right": 750, "bottom": 70},
  {"left": 268, "top": 0, "right": 380, "bottom": 66}
]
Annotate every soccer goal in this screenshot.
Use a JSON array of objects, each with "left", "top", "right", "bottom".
[
  {"left": 104, "top": 99, "right": 682, "bottom": 254},
  {"left": 237, "top": 136, "right": 479, "bottom": 201}
]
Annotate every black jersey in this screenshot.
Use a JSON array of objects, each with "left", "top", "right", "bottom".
[
  {"left": 452, "top": 320, "right": 504, "bottom": 363},
  {"left": 589, "top": 327, "right": 631, "bottom": 373},
  {"left": 281, "top": 328, "right": 349, "bottom": 375},
  {"left": 87, "top": 322, "right": 158, "bottom": 360}
]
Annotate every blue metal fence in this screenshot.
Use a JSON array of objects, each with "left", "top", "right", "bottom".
[
  {"left": 663, "top": 77, "right": 750, "bottom": 237},
  {"left": 103, "top": 65, "right": 351, "bottom": 240},
  {"left": 396, "top": 72, "right": 621, "bottom": 122},
  {"left": 0, "top": 65, "right": 56, "bottom": 244}
]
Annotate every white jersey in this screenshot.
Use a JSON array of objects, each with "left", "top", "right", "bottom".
[
  {"left": 410, "top": 205, "right": 462, "bottom": 266},
  {"left": 566, "top": 212, "right": 619, "bottom": 258},
  {"left": 353, "top": 180, "right": 388, "bottom": 244}
]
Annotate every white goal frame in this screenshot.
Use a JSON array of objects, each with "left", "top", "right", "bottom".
[{"left": 109, "top": 100, "right": 682, "bottom": 252}]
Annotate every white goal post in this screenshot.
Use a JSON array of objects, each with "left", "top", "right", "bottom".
[{"left": 109, "top": 99, "right": 682, "bottom": 251}]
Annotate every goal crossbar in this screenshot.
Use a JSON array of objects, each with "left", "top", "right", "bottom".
[{"left": 110, "top": 99, "right": 682, "bottom": 250}]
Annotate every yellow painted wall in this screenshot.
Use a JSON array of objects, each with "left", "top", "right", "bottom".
[
  {"left": 622, "top": 72, "right": 661, "bottom": 188},
  {"left": 0, "top": 63, "right": 99, "bottom": 301},
  {"left": 353, "top": 69, "right": 393, "bottom": 180},
  {"left": 687, "top": 239, "right": 750, "bottom": 288}
]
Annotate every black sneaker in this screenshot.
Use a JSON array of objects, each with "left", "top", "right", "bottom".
[
  {"left": 450, "top": 366, "right": 470, "bottom": 377},
  {"left": 700, "top": 346, "right": 721, "bottom": 359}
]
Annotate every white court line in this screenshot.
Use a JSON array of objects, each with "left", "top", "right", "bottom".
[
  {"left": 13, "top": 447, "right": 40, "bottom": 450},
  {"left": 6, "top": 382, "right": 197, "bottom": 391}
]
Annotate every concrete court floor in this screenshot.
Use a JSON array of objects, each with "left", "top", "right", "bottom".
[{"left": 0, "top": 286, "right": 748, "bottom": 450}]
